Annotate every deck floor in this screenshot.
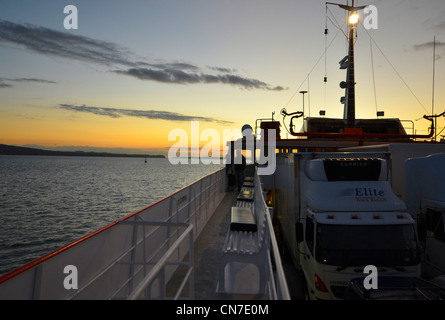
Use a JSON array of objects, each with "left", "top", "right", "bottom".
[
  {"left": 167, "top": 188, "right": 304, "bottom": 300},
  {"left": 193, "top": 189, "right": 264, "bottom": 299}
]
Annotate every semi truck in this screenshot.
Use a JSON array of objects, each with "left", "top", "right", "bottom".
[
  {"left": 343, "top": 143, "right": 445, "bottom": 279},
  {"left": 269, "top": 152, "right": 422, "bottom": 299}
]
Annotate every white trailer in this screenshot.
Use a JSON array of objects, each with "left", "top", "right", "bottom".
[
  {"left": 273, "top": 152, "right": 421, "bottom": 300},
  {"left": 341, "top": 143, "right": 445, "bottom": 200},
  {"left": 405, "top": 154, "right": 445, "bottom": 278}
]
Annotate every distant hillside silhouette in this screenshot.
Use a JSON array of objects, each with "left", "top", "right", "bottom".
[{"left": 0, "top": 144, "right": 164, "bottom": 158}]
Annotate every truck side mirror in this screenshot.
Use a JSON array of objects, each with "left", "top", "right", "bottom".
[{"left": 296, "top": 222, "right": 304, "bottom": 243}]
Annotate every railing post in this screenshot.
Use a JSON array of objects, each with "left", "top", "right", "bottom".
[
  {"left": 189, "top": 229, "right": 195, "bottom": 299},
  {"left": 129, "top": 217, "right": 139, "bottom": 292},
  {"left": 32, "top": 264, "right": 43, "bottom": 299},
  {"left": 187, "top": 186, "right": 192, "bottom": 222},
  {"left": 159, "top": 267, "right": 165, "bottom": 299},
  {"left": 206, "top": 175, "right": 211, "bottom": 220},
  {"left": 125, "top": 222, "right": 194, "bottom": 300}
]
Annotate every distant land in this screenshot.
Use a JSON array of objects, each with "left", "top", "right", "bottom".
[{"left": 0, "top": 144, "right": 165, "bottom": 158}]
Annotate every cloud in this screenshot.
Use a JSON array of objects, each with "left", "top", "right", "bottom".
[
  {"left": 413, "top": 41, "right": 445, "bottom": 50},
  {"left": 0, "top": 20, "right": 133, "bottom": 67},
  {"left": 0, "top": 19, "right": 286, "bottom": 91},
  {"left": 114, "top": 67, "right": 200, "bottom": 84},
  {"left": 59, "top": 104, "right": 234, "bottom": 125},
  {"left": 422, "top": 14, "right": 445, "bottom": 32},
  {"left": 0, "top": 82, "right": 12, "bottom": 88},
  {"left": 208, "top": 66, "right": 238, "bottom": 73},
  {"left": 0, "top": 77, "right": 57, "bottom": 88},
  {"left": 7, "top": 78, "right": 57, "bottom": 84},
  {"left": 141, "top": 62, "right": 200, "bottom": 71},
  {"left": 414, "top": 41, "right": 445, "bottom": 60},
  {"left": 114, "top": 67, "right": 287, "bottom": 90},
  {"left": 432, "top": 21, "right": 445, "bottom": 31}
]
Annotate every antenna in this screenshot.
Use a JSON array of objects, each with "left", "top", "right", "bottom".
[
  {"left": 432, "top": 36, "right": 436, "bottom": 141},
  {"left": 299, "top": 91, "right": 308, "bottom": 119}
]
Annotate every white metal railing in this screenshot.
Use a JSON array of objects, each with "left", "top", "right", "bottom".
[
  {"left": 64, "top": 220, "right": 194, "bottom": 300},
  {"left": 265, "top": 212, "right": 291, "bottom": 300},
  {"left": 119, "top": 221, "right": 195, "bottom": 300},
  {"left": 0, "top": 168, "right": 226, "bottom": 300},
  {"left": 254, "top": 169, "right": 291, "bottom": 300}
]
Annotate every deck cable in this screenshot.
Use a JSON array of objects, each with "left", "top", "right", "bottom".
[{"left": 282, "top": 16, "right": 344, "bottom": 112}]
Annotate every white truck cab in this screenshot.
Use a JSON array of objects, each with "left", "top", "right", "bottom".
[
  {"left": 275, "top": 154, "right": 421, "bottom": 300},
  {"left": 299, "top": 209, "right": 420, "bottom": 299}
]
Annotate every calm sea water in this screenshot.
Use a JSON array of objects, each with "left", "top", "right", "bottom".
[{"left": 0, "top": 155, "right": 222, "bottom": 276}]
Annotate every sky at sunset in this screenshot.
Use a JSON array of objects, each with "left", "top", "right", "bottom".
[{"left": 1, "top": 0, "right": 444, "bottom": 156}]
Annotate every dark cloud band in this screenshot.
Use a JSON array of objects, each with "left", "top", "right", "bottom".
[
  {"left": 0, "top": 19, "right": 286, "bottom": 91},
  {"left": 0, "top": 20, "right": 133, "bottom": 67},
  {"left": 113, "top": 67, "right": 285, "bottom": 91},
  {"left": 414, "top": 41, "right": 445, "bottom": 59},
  {"left": 0, "top": 77, "right": 57, "bottom": 89},
  {"left": 59, "top": 104, "right": 234, "bottom": 125}
]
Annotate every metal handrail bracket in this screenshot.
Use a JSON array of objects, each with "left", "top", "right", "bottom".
[{"left": 120, "top": 221, "right": 194, "bottom": 300}]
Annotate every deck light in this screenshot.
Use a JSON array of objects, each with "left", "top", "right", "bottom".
[{"left": 349, "top": 13, "right": 359, "bottom": 25}]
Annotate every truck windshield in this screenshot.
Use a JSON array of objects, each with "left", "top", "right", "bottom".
[{"left": 316, "top": 224, "right": 420, "bottom": 267}]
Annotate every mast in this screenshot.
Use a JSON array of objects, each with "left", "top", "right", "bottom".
[
  {"left": 327, "top": 1, "right": 367, "bottom": 128},
  {"left": 344, "top": 8, "right": 357, "bottom": 127},
  {"left": 281, "top": 1, "right": 437, "bottom": 142}
]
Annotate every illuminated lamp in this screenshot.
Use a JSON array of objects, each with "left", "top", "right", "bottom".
[{"left": 349, "top": 13, "right": 359, "bottom": 25}]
